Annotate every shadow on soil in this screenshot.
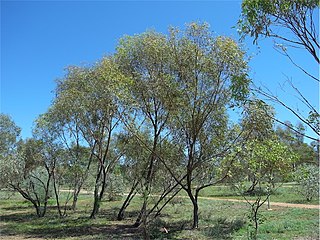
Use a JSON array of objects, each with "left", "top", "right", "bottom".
[
  {"left": 203, "top": 217, "right": 246, "bottom": 239},
  {"left": 27, "top": 223, "right": 140, "bottom": 239},
  {"left": 1, "top": 207, "right": 245, "bottom": 239},
  {"left": 0, "top": 209, "right": 142, "bottom": 239},
  {"left": 0, "top": 212, "right": 37, "bottom": 223}
]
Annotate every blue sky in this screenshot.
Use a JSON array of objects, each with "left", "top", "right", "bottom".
[{"left": 1, "top": 0, "right": 319, "bottom": 142}]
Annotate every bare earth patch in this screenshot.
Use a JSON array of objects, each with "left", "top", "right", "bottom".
[{"left": 198, "top": 196, "right": 319, "bottom": 209}]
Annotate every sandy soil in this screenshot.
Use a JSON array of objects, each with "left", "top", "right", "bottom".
[{"left": 197, "top": 196, "right": 319, "bottom": 209}]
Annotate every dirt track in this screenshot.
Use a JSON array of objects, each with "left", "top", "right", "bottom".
[
  {"left": 197, "top": 196, "right": 319, "bottom": 209},
  {"left": 60, "top": 189, "right": 320, "bottom": 209}
]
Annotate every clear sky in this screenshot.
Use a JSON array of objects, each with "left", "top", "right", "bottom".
[{"left": 1, "top": 0, "right": 319, "bottom": 142}]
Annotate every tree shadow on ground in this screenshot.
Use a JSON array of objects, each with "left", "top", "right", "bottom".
[
  {"left": 1, "top": 205, "right": 33, "bottom": 211},
  {"left": 203, "top": 217, "right": 246, "bottom": 239},
  {"left": 148, "top": 218, "right": 192, "bottom": 239},
  {"left": 0, "top": 210, "right": 142, "bottom": 239},
  {"left": 27, "top": 223, "right": 141, "bottom": 239},
  {"left": 0, "top": 212, "right": 37, "bottom": 223}
]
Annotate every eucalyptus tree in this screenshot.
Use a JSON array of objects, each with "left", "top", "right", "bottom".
[
  {"left": 115, "top": 31, "right": 180, "bottom": 235},
  {"left": 15, "top": 138, "right": 55, "bottom": 217},
  {"left": 276, "top": 122, "right": 318, "bottom": 168},
  {"left": 239, "top": 99, "right": 276, "bottom": 192},
  {"left": 1, "top": 134, "right": 55, "bottom": 217},
  {"left": 239, "top": 0, "right": 319, "bottom": 64},
  {"left": 235, "top": 139, "right": 296, "bottom": 240},
  {"left": 46, "top": 101, "right": 93, "bottom": 211},
  {"left": 53, "top": 57, "right": 130, "bottom": 218},
  {"left": 165, "top": 22, "right": 250, "bottom": 229},
  {"left": 0, "top": 113, "right": 21, "bottom": 158},
  {"left": 0, "top": 114, "right": 22, "bottom": 190},
  {"left": 229, "top": 99, "right": 297, "bottom": 239},
  {"left": 115, "top": 130, "right": 150, "bottom": 221},
  {"left": 239, "top": 0, "right": 319, "bottom": 138},
  {"left": 0, "top": 114, "right": 52, "bottom": 217}
]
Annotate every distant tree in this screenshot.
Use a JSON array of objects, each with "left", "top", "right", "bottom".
[
  {"left": 276, "top": 121, "right": 318, "bottom": 169},
  {"left": 310, "top": 140, "right": 319, "bottom": 161},
  {"left": 63, "top": 144, "right": 92, "bottom": 210}
]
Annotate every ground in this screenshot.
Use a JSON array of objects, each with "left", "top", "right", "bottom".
[{"left": 0, "top": 184, "right": 319, "bottom": 239}]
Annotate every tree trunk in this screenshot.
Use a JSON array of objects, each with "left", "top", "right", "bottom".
[
  {"left": 192, "top": 199, "right": 199, "bottom": 229},
  {"left": 151, "top": 187, "right": 182, "bottom": 220},
  {"left": 41, "top": 173, "right": 51, "bottom": 217},
  {"left": 186, "top": 188, "right": 199, "bottom": 229},
  {"left": 72, "top": 188, "right": 80, "bottom": 211},
  {"left": 141, "top": 206, "right": 150, "bottom": 240},
  {"left": 117, "top": 181, "right": 138, "bottom": 220},
  {"left": 90, "top": 198, "right": 100, "bottom": 219},
  {"left": 90, "top": 185, "right": 101, "bottom": 219},
  {"left": 134, "top": 131, "right": 159, "bottom": 227},
  {"left": 90, "top": 157, "right": 106, "bottom": 219},
  {"left": 134, "top": 199, "right": 146, "bottom": 227},
  {"left": 52, "top": 172, "right": 63, "bottom": 217}
]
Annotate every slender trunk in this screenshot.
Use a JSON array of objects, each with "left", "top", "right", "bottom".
[
  {"left": 186, "top": 188, "right": 199, "bottom": 229},
  {"left": 150, "top": 187, "right": 182, "bottom": 220},
  {"left": 72, "top": 186, "right": 81, "bottom": 211},
  {"left": 253, "top": 207, "right": 259, "bottom": 240},
  {"left": 41, "top": 173, "right": 52, "bottom": 217},
  {"left": 90, "top": 183, "right": 101, "bottom": 219},
  {"left": 117, "top": 181, "right": 139, "bottom": 220},
  {"left": 52, "top": 172, "right": 62, "bottom": 217},
  {"left": 73, "top": 140, "right": 95, "bottom": 211},
  {"left": 134, "top": 131, "right": 158, "bottom": 227},
  {"left": 11, "top": 184, "right": 45, "bottom": 217},
  {"left": 134, "top": 199, "right": 146, "bottom": 227},
  {"left": 141, "top": 204, "right": 150, "bottom": 240},
  {"left": 90, "top": 167, "right": 108, "bottom": 219},
  {"left": 192, "top": 201, "right": 199, "bottom": 229},
  {"left": 247, "top": 177, "right": 258, "bottom": 194},
  {"left": 90, "top": 154, "right": 104, "bottom": 219}
]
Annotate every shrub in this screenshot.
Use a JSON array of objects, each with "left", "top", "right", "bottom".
[{"left": 294, "top": 164, "right": 319, "bottom": 201}]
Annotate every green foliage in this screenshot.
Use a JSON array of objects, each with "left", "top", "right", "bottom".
[
  {"left": 276, "top": 122, "right": 318, "bottom": 167},
  {"left": 239, "top": 0, "right": 319, "bottom": 43},
  {"left": 239, "top": 0, "right": 319, "bottom": 138},
  {"left": 0, "top": 114, "right": 22, "bottom": 188},
  {"left": 241, "top": 99, "right": 275, "bottom": 140},
  {"left": 294, "top": 164, "right": 319, "bottom": 201},
  {"left": 4, "top": 20, "right": 318, "bottom": 235},
  {"left": 105, "top": 172, "right": 125, "bottom": 201},
  {"left": 229, "top": 99, "right": 299, "bottom": 239},
  {"left": 0, "top": 113, "right": 21, "bottom": 157}
]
